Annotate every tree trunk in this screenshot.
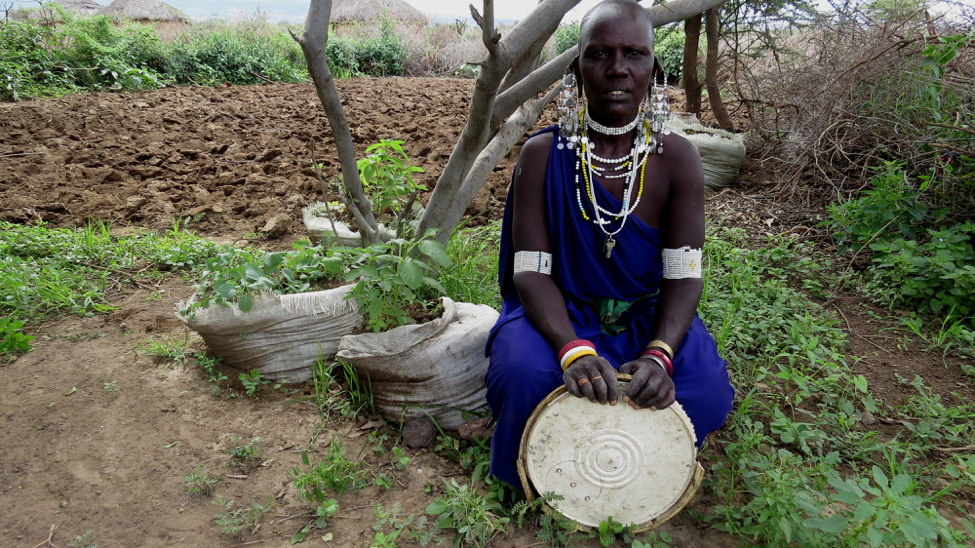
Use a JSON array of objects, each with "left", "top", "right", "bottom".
[
  {"left": 290, "top": 0, "right": 381, "bottom": 243},
  {"left": 705, "top": 7, "right": 734, "bottom": 131},
  {"left": 683, "top": 13, "right": 703, "bottom": 115}
]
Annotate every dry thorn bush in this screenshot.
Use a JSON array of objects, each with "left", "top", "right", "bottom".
[{"left": 731, "top": 4, "right": 975, "bottom": 209}]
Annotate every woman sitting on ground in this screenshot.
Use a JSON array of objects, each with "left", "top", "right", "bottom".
[{"left": 484, "top": 0, "right": 735, "bottom": 488}]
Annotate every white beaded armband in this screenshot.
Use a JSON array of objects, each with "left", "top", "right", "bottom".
[
  {"left": 662, "top": 246, "right": 703, "bottom": 279},
  {"left": 513, "top": 251, "right": 553, "bottom": 275}
]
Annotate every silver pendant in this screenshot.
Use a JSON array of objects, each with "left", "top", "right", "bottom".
[{"left": 604, "top": 236, "right": 616, "bottom": 259}]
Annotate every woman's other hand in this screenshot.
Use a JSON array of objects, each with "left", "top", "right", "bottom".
[
  {"left": 619, "top": 357, "right": 675, "bottom": 411},
  {"left": 563, "top": 355, "right": 618, "bottom": 405}
]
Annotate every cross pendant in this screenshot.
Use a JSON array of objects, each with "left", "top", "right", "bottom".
[{"left": 604, "top": 237, "right": 616, "bottom": 259}]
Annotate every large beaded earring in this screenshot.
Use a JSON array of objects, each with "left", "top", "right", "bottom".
[
  {"left": 650, "top": 74, "right": 671, "bottom": 153},
  {"left": 557, "top": 70, "right": 583, "bottom": 150}
]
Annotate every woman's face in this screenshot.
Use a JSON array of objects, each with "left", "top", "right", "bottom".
[{"left": 577, "top": 4, "right": 655, "bottom": 125}]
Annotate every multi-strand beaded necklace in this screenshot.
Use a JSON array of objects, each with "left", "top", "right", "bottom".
[{"left": 571, "top": 108, "right": 654, "bottom": 259}]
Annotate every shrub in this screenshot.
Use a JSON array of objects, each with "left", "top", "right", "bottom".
[
  {"left": 825, "top": 162, "right": 944, "bottom": 254},
  {"left": 867, "top": 222, "right": 975, "bottom": 318},
  {"left": 553, "top": 22, "right": 579, "bottom": 55},
  {"left": 654, "top": 24, "right": 686, "bottom": 80}
]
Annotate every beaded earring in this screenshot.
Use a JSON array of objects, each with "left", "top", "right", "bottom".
[
  {"left": 649, "top": 75, "right": 671, "bottom": 153},
  {"left": 557, "top": 71, "right": 582, "bottom": 150}
]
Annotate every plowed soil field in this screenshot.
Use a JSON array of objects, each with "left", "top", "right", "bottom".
[{"left": 1, "top": 79, "right": 973, "bottom": 548}]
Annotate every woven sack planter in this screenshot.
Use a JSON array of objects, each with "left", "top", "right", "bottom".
[
  {"left": 336, "top": 297, "right": 498, "bottom": 429},
  {"left": 670, "top": 113, "right": 746, "bottom": 190},
  {"left": 177, "top": 285, "right": 361, "bottom": 383}
]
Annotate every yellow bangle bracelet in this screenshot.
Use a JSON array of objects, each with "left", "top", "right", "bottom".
[
  {"left": 562, "top": 348, "right": 597, "bottom": 370},
  {"left": 647, "top": 339, "right": 674, "bottom": 360}
]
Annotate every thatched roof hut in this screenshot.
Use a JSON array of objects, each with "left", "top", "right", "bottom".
[
  {"left": 330, "top": 0, "right": 427, "bottom": 24},
  {"left": 99, "top": 0, "right": 190, "bottom": 23},
  {"left": 10, "top": 0, "right": 103, "bottom": 22}
]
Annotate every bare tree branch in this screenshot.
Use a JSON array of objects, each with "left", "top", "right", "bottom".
[
  {"left": 439, "top": 85, "right": 563, "bottom": 241},
  {"left": 472, "top": 1, "right": 500, "bottom": 52},
  {"left": 291, "top": 0, "right": 381, "bottom": 243}
]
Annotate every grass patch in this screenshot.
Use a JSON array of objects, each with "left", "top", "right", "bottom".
[
  {"left": 0, "top": 220, "right": 222, "bottom": 323},
  {"left": 698, "top": 227, "right": 971, "bottom": 547}
]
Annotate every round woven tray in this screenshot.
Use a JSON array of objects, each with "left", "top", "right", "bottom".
[{"left": 517, "top": 375, "right": 703, "bottom": 532}]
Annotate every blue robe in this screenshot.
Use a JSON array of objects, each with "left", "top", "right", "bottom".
[{"left": 484, "top": 126, "right": 734, "bottom": 489}]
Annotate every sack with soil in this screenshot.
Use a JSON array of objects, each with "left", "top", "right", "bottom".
[
  {"left": 177, "top": 285, "right": 361, "bottom": 383},
  {"left": 336, "top": 297, "right": 499, "bottom": 430},
  {"left": 670, "top": 113, "right": 746, "bottom": 190}
]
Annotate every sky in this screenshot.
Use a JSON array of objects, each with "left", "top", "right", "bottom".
[
  {"left": 8, "top": 0, "right": 607, "bottom": 24},
  {"left": 8, "top": 0, "right": 965, "bottom": 24}
]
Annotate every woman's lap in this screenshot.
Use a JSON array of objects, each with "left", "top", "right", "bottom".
[{"left": 485, "top": 313, "right": 734, "bottom": 488}]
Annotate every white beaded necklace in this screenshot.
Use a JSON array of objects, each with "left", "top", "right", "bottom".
[
  {"left": 585, "top": 110, "right": 642, "bottom": 136},
  {"left": 574, "top": 116, "right": 652, "bottom": 258}
]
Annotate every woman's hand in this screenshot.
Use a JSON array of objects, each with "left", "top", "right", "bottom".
[
  {"left": 619, "top": 357, "right": 675, "bottom": 410},
  {"left": 563, "top": 354, "right": 618, "bottom": 405}
]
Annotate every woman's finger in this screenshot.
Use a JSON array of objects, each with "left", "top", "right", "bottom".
[
  {"left": 644, "top": 377, "right": 676, "bottom": 410},
  {"left": 630, "top": 370, "right": 664, "bottom": 409},
  {"left": 599, "top": 359, "right": 619, "bottom": 405},
  {"left": 563, "top": 369, "right": 583, "bottom": 398},
  {"left": 622, "top": 360, "right": 653, "bottom": 405},
  {"left": 578, "top": 374, "right": 598, "bottom": 402}
]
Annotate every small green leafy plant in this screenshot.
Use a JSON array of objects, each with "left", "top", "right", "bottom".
[
  {"left": 66, "top": 530, "right": 97, "bottom": 548},
  {"left": 185, "top": 465, "right": 219, "bottom": 496},
  {"left": 333, "top": 233, "right": 450, "bottom": 332},
  {"left": 289, "top": 438, "right": 370, "bottom": 498},
  {"left": 183, "top": 242, "right": 343, "bottom": 314},
  {"left": 239, "top": 368, "right": 270, "bottom": 397},
  {"left": 229, "top": 437, "right": 260, "bottom": 460},
  {"left": 290, "top": 497, "right": 339, "bottom": 544},
  {"left": 212, "top": 494, "right": 275, "bottom": 540},
  {"left": 426, "top": 479, "right": 510, "bottom": 547},
  {"left": 0, "top": 317, "right": 33, "bottom": 355},
  {"left": 357, "top": 139, "right": 426, "bottom": 231}
]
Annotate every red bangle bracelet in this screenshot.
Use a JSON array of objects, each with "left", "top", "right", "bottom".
[
  {"left": 558, "top": 339, "right": 595, "bottom": 362},
  {"left": 641, "top": 348, "right": 673, "bottom": 376}
]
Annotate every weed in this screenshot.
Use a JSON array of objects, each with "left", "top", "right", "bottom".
[
  {"left": 441, "top": 222, "right": 502, "bottom": 310},
  {"left": 340, "top": 359, "right": 375, "bottom": 417},
  {"left": 289, "top": 438, "right": 369, "bottom": 498},
  {"left": 212, "top": 494, "right": 274, "bottom": 540},
  {"left": 67, "top": 530, "right": 97, "bottom": 548},
  {"left": 185, "top": 465, "right": 219, "bottom": 496},
  {"left": 290, "top": 498, "right": 339, "bottom": 544},
  {"left": 135, "top": 333, "right": 190, "bottom": 365},
  {"left": 632, "top": 531, "right": 673, "bottom": 548},
  {"left": 239, "top": 368, "right": 269, "bottom": 397},
  {"left": 372, "top": 502, "right": 438, "bottom": 547},
  {"left": 195, "top": 351, "right": 228, "bottom": 392},
  {"left": 229, "top": 437, "right": 260, "bottom": 460},
  {"left": 309, "top": 355, "right": 352, "bottom": 420},
  {"left": 0, "top": 316, "right": 33, "bottom": 355},
  {"left": 426, "top": 479, "right": 510, "bottom": 547},
  {"left": 511, "top": 494, "right": 582, "bottom": 548},
  {"left": 391, "top": 446, "right": 410, "bottom": 470},
  {"left": 103, "top": 381, "right": 119, "bottom": 395}
]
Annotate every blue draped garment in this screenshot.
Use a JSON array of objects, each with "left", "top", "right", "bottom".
[{"left": 484, "top": 126, "right": 734, "bottom": 489}]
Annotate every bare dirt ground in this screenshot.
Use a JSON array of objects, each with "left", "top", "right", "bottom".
[{"left": 1, "top": 79, "right": 973, "bottom": 547}]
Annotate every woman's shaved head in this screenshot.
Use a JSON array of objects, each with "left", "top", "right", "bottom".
[{"left": 578, "top": 0, "right": 655, "bottom": 51}]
